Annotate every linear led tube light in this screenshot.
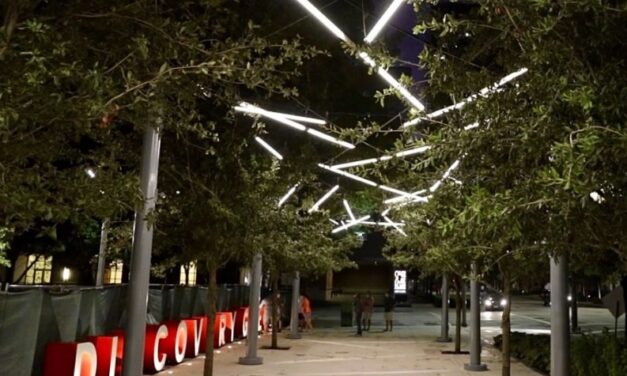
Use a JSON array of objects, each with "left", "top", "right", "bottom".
[
  {"left": 359, "top": 52, "right": 426, "bottom": 111},
  {"left": 318, "top": 164, "right": 378, "bottom": 187},
  {"left": 306, "top": 128, "right": 355, "bottom": 149},
  {"left": 379, "top": 185, "right": 412, "bottom": 197},
  {"left": 278, "top": 183, "right": 299, "bottom": 207},
  {"left": 254, "top": 137, "right": 283, "bottom": 160},
  {"left": 384, "top": 189, "right": 427, "bottom": 204},
  {"left": 330, "top": 146, "right": 431, "bottom": 169},
  {"left": 332, "top": 215, "right": 371, "bottom": 233},
  {"left": 383, "top": 215, "right": 407, "bottom": 236},
  {"left": 329, "top": 218, "right": 340, "bottom": 225},
  {"left": 358, "top": 220, "right": 405, "bottom": 227},
  {"left": 343, "top": 199, "right": 356, "bottom": 221},
  {"left": 442, "top": 159, "right": 461, "bottom": 179},
  {"left": 266, "top": 111, "right": 326, "bottom": 125},
  {"left": 464, "top": 122, "right": 479, "bottom": 131},
  {"left": 403, "top": 68, "right": 528, "bottom": 127},
  {"left": 364, "top": 0, "right": 405, "bottom": 44},
  {"left": 235, "top": 103, "right": 307, "bottom": 131},
  {"left": 293, "top": 0, "right": 349, "bottom": 42},
  {"left": 309, "top": 185, "right": 340, "bottom": 212}
]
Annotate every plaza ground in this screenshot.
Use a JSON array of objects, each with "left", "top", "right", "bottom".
[{"left": 158, "top": 296, "right": 622, "bottom": 375}]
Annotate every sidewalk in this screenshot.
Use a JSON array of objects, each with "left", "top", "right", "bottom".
[{"left": 159, "top": 305, "right": 541, "bottom": 375}]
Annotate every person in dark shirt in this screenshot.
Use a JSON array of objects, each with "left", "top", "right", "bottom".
[{"left": 384, "top": 292, "right": 395, "bottom": 332}]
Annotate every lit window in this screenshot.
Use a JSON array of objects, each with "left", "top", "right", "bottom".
[
  {"left": 180, "top": 262, "right": 197, "bottom": 286},
  {"left": 104, "top": 260, "right": 124, "bottom": 284},
  {"left": 25, "top": 255, "right": 53, "bottom": 284}
]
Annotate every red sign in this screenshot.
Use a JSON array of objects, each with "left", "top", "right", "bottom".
[{"left": 44, "top": 305, "right": 254, "bottom": 375}]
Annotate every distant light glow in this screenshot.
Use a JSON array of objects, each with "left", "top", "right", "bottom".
[
  {"left": 309, "top": 185, "right": 340, "bottom": 212},
  {"left": 62, "top": 267, "right": 71, "bottom": 282},
  {"left": 343, "top": 199, "right": 356, "bottom": 221},
  {"left": 331, "top": 215, "right": 371, "bottom": 233},
  {"left": 293, "top": 0, "right": 349, "bottom": 41},
  {"left": 359, "top": 52, "right": 425, "bottom": 111},
  {"left": 85, "top": 168, "right": 96, "bottom": 178},
  {"left": 590, "top": 191, "right": 605, "bottom": 203},
  {"left": 255, "top": 137, "right": 283, "bottom": 160},
  {"left": 364, "top": 0, "right": 405, "bottom": 44},
  {"left": 403, "top": 68, "right": 528, "bottom": 127},
  {"left": 278, "top": 184, "right": 299, "bottom": 207}
]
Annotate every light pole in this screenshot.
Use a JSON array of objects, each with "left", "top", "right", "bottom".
[
  {"left": 550, "top": 254, "right": 569, "bottom": 376},
  {"left": 239, "top": 253, "right": 264, "bottom": 365},
  {"left": 287, "top": 271, "right": 302, "bottom": 339},
  {"left": 122, "top": 126, "right": 162, "bottom": 376},
  {"left": 464, "top": 263, "right": 487, "bottom": 371}
]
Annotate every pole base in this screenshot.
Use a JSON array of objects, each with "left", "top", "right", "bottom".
[
  {"left": 238, "top": 356, "right": 263, "bottom": 365},
  {"left": 436, "top": 337, "right": 452, "bottom": 343},
  {"left": 464, "top": 363, "right": 488, "bottom": 372},
  {"left": 287, "top": 333, "right": 302, "bottom": 339}
]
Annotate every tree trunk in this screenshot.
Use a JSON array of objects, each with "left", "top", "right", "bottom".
[
  {"left": 271, "top": 274, "right": 279, "bottom": 349},
  {"left": 501, "top": 268, "right": 512, "bottom": 376},
  {"left": 203, "top": 263, "right": 218, "bottom": 376},
  {"left": 453, "top": 275, "right": 462, "bottom": 353},
  {"left": 621, "top": 276, "right": 627, "bottom": 340}
]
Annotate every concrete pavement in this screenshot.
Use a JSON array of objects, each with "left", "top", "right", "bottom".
[{"left": 158, "top": 302, "right": 544, "bottom": 375}]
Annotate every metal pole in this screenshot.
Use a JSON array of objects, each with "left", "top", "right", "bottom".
[
  {"left": 461, "top": 280, "right": 467, "bottom": 327},
  {"left": 465, "top": 263, "right": 487, "bottom": 371},
  {"left": 288, "top": 271, "right": 302, "bottom": 339},
  {"left": 437, "top": 273, "right": 451, "bottom": 342},
  {"left": 550, "top": 254, "right": 570, "bottom": 376},
  {"left": 239, "top": 253, "right": 263, "bottom": 365},
  {"left": 121, "top": 126, "right": 161, "bottom": 376},
  {"left": 95, "top": 219, "right": 109, "bottom": 287}
]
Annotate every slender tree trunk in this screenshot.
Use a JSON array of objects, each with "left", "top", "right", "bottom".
[
  {"left": 271, "top": 274, "right": 279, "bottom": 349},
  {"left": 453, "top": 275, "right": 462, "bottom": 353},
  {"left": 621, "top": 276, "right": 627, "bottom": 340},
  {"left": 501, "top": 268, "right": 512, "bottom": 376},
  {"left": 203, "top": 263, "right": 218, "bottom": 376},
  {"left": 571, "top": 276, "right": 579, "bottom": 333}
]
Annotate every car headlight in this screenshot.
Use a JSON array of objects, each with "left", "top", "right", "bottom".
[
  {"left": 500, "top": 299, "right": 507, "bottom": 307},
  {"left": 484, "top": 299, "right": 492, "bottom": 307}
]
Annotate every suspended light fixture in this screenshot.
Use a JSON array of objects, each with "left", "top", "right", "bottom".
[
  {"left": 383, "top": 215, "right": 407, "bottom": 236},
  {"left": 403, "top": 68, "right": 528, "bottom": 127},
  {"left": 254, "top": 137, "right": 283, "bottom": 160},
  {"left": 306, "top": 128, "right": 355, "bottom": 149},
  {"left": 330, "top": 146, "right": 431, "bottom": 170},
  {"left": 278, "top": 183, "right": 299, "bottom": 207},
  {"left": 293, "top": 0, "right": 349, "bottom": 42},
  {"left": 364, "top": 0, "right": 405, "bottom": 44},
  {"left": 343, "top": 199, "right": 356, "bottom": 221},
  {"left": 331, "top": 215, "right": 371, "bottom": 233},
  {"left": 318, "top": 164, "right": 377, "bottom": 187},
  {"left": 309, "top": 185, "right": 340, "bottom": 212}
]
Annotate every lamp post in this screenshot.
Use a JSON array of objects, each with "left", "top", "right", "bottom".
[
  {"left": 287, "top": 271, "right": 302, "bottom": 339},
  {"left": 239, "top": 253, "right": 264, "bottom": 365},
  {"left": 121, "top": 126, "right": 162, "bottom": 376},
  {"left": 465, "top": 263, "right": 487, "bottom": 371},
  {"left": 550, "top": 254, "right": 570, "bottom": 376}
]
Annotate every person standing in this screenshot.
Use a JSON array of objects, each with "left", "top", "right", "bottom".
[
  {"left": 362, "top": 292, "right": 374, "bottom": 331},
  {"left": 300, "top": 294, "right": 313, "bottom": 330},
  {"left": 384, "top": 292, "right": 395, "bottom": 332},
  {"left": 353, "top": 293, "right": 364, "bottom": 336}
]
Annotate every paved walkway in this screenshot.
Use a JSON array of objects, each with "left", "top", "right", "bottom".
[{"left": 159, "top": 304, "right": 540, "bottom": 375}]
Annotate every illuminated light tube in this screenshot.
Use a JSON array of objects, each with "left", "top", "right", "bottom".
[
  {"left": 359, "top": 52, "right": 425, "bottom": 111},
  {"left": 429, "top": 180, "right": 443, "bottom": 193},
  {"left": 379, "top": 185, "right": 412, "bottom": 197},
  {"left": 402, "top": 68, "right": 528, "bottom": 127},
  {"left": 332, "top": 215, "right": 371, "bottom": 233},
  {"left": 395, "top": 146, "right": 432, "bottom": 157},
  {"left": 318, "top": 164, "right": 378, "bottom": 187},
  {"left": 343, "top": 199, "right": 356, "bottom": 221},
  {"left": 442, "top": 159, "right": 461, "bottom": 179},
  {"left": 329, "top": 218, "right": 340, "bottom": 225},
  {"left": 278, "top": 184, "right": 299, "bottom": 207},
  {"left": 330, "top": 146, "right": 431, "bottom": 170},
  {"left": 293, "top": 0, "right": 349, "bottom": 42},
  {"left": 265, "top": 111, "right": 326, "bottom": 125},
  {"left": 359, "top": 220, "right": 405, "bottom": 227},
  {"left": 384, "top": 189, "right": 427, "bottom": 204},
  {"left": 309, "top": 185, "right": 340, "bottom": 212},
  {"left": 381, "top": 208, "right": 390, "bottom": 216},
  {"left": 235, "top": 103, "right": 306, "bottom": 131},
  {"left": 364, "top": 0, "right": 405, "bottom": 44},
  {"left": 464, "top": 122, "right": 479, "bottom": 131},
  {"left": 383, "top": 215, "right": 407, "bottom": 236},
  {"left": 254, "top": 137, "right": 283, "bottom": 160},
  {"left": 306, "top": 128, "right": 355, "bottom": 149},
  {"left": 449, "top": 177, "right": 463, "bottom": 185}
]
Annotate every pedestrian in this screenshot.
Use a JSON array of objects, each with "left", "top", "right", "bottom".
[
  {"left": 384, "top": 292, "right": 395, "bottom": 332},
  {"left": 362, "top": 292, "right": 374, "bottom": 331},
  {"left": 353, "top": 293, "right": 364, "bottom": 335},
  {"left": 300, "top": 294, "right": 313, "bottom": 330}
]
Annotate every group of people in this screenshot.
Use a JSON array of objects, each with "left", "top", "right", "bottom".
[{"left": 353, "top": 292, "right": 395, "bottom": 336}]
